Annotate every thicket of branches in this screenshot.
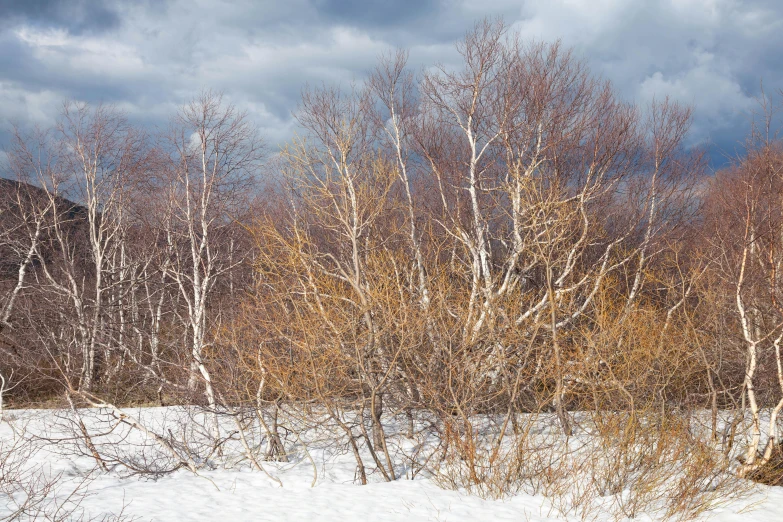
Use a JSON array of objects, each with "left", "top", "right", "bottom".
[{"left": 3, "top": 19, "right": 783, "bottom": 520}]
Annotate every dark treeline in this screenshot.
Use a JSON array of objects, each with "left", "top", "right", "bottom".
[{"left": 2, "top": 19, "right": 782, "bottom": 516}]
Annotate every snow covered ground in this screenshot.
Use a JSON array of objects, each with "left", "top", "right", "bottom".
[
  {"left": 74, "top": 467, "right": 783, "bottom": 521},
  {"left": 2, "top": 407, "right": 782, "bottom": 521}
]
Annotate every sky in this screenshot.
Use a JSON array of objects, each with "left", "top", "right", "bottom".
[{"left": 1, "top": 0, "right": 782, "bottom": 169}]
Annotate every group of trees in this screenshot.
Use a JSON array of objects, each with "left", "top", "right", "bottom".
[{"left": 2, "top": 18, "right": 783, "bottom": 519}]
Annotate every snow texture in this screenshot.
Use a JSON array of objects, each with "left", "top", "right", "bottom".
[{"left": 2, "top": 407, "right": 782, "bottom": 521}]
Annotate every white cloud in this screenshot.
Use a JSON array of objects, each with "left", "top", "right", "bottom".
[
  {"left": 0, "top": 82, "right": 62, "bottom": 127},
  {"left": 15, "top": 26, "right": 146, "bottom": 78},
  {"left": 638, "top": 58, "right": 756, "bottom": 145}
]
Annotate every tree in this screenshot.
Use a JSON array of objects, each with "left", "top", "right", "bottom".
[{"left": 160, "top": 90, "right": 263, "bottom": 409}]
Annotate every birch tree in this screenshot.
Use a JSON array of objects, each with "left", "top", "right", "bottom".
[
  {"left": 412, "top": 21, "right": 701, "bottom": 433},
  {"left": 4, "top": 106, "right": 146, "bottom": 392},
  {"left": 162, "top": 90, "right": 263, "bottom": 408},
  {"left": 705, "top": 95, "right": 783, "bottom": 476}
]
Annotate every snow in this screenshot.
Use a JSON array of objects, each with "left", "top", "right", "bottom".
[
  {"left": 84, "top": 473, "right": 549, "bottom": 521},
  {"left": 2, "top": 407, "right": 782, "bottom": 521}
]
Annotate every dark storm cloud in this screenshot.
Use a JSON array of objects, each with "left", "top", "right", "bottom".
[
  {"left": 0, "top": 0, "right": 782, "bottom": 168},
  {"left": 0, "top": 0, "right": 122, "bottom": 34},
  {"left": 314, "top": 0, "right": 441, "bottom": 26}
]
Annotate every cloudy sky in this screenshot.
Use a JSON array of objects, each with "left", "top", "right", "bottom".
[{"left": 1, "top": 0, "right": 782, "bottom": 168}]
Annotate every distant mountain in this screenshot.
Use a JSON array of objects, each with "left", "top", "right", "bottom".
[{"left": 0, "top": 178, "right": 90, "bottom": 279}]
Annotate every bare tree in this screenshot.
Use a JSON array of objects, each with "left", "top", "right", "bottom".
[
  {"left": 160, "top": 90, "right": 263, "bottom": 409},
  {"left": 703, "top": 91, "right": 783, "bottom": 477}
]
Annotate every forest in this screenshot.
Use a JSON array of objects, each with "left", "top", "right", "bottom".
[{"left": 2, "top": 19, "right": 783, "bottom": 521}]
